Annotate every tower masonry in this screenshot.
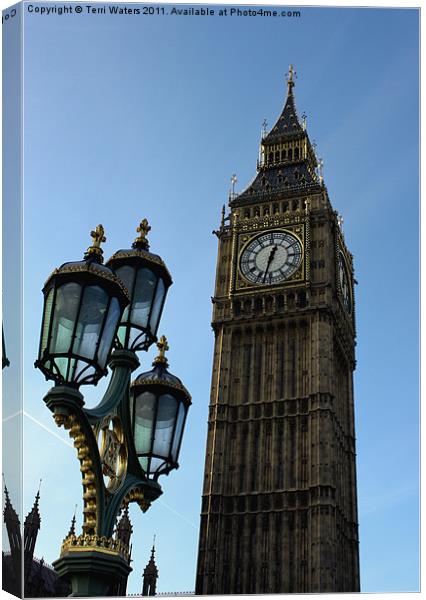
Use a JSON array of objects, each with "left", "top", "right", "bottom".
[{"left": 195, "top": 67, "right": 360, "bottom": 594}]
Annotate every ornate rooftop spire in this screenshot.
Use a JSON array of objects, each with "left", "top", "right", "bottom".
[
  {"left": 142, "top": 536, "right": 159, "bottom": 596},
  {"left": 144, "top": 537, "right": 158, "bottom": 576},
  {"left": 66, "top": 505, "right": 77, "bottom": 537},
  {"left": 231, "top": 67, "right": 322, "bottom": 206},
  {"left": 286, "top": 64, "right": 296, "bottom": 91},
  {"left": 3, "top": 477, "right": 20, "bottom": 528},
  {"left": 263, "top": 65, "right": 303, "bottom": 142},
  {"left": 24, "top": 483, "right": 41, "bottom": 530},
  {"left": 115, "top": 505, "right": 133, "bottom": 549}
]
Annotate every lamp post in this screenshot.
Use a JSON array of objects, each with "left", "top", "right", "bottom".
[{"left": 35, "top": 221, "right": 191, "bottom": 597}]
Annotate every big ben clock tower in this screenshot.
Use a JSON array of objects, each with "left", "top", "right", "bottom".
[{"left": 195, "top": 67, "right": 360, "bottom": 594}]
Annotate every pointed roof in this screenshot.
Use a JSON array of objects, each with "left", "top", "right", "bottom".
[
  {"left": 143, "top": 539, "right": 158, "bottom": 577},
  {"left": 3, "top": 482, "right": 20, "bottom": 528},
  {"left": 66, "top": 507, "right": 77, "bottom": 537},
  {"left": 24, "top": 489, "right": 41, "bottom": 531},
  {"left": 116, "top": 505, "right": 133, "bottom": 547},
  {"left": 230, "top": 66, "right": 322, "bottom": 207},
  {"left": 263, "top": 68, "right": 303, "bottom": 142}
]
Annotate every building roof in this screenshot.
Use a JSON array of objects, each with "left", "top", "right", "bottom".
[{"left": 230, "top": 66, "right": 323, "bottom": 207}]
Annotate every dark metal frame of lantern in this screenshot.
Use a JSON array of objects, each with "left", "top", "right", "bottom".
[
  {"left": 35, "top": 221, "right": 190, "bottom": 598},
  {"left": 106, "top": 219, "right": 172, "bottom": 354},
  {"left": 35, "top": 226, "right": 129, "bottom": 387},
  {"left": 130, "top": 336, "right": 191, "bottom": 480}
]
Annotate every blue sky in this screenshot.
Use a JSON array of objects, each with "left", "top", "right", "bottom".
[{"left": 2, "top": 2, "right": 419, "bottom": 595}]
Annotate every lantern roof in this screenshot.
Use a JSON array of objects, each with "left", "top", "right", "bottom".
[
  {"left": 106, "top": 219, "right": 172, "bottom": 287},
  {"left": 43, "top": 225, "right": 130, "bottom": 303},
  {"left": 131, "top": 336, "right": 191, "bottom": 401}
]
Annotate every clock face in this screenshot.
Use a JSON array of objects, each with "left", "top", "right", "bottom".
[
  {"left": 240, "top": 231, "right": 303, "bottom": 286},
  {"left": 338, "top": 252, "right": 352, "bottom": 313}
]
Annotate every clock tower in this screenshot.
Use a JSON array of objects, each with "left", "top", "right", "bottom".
[{"left": 195, "top": 67, "right": 360, "bottom": 594}]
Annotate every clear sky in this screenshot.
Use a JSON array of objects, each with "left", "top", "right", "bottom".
[{"left": 2, "top": 2, "right": 419, "bottom": 595}]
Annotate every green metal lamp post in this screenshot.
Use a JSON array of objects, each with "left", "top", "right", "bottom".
[{"left": 35, "top": 221, "right": 191, "bottom": 597}]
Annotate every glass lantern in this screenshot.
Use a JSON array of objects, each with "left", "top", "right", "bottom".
[
  {"left": 35, "top": 225, "right": 129, "bottom": 387},
  {"left": 129, "top": 336, "right": 191, "bottom": 480},
  {"left": 106, "top": 219, "right": 172, "bottom": 353}
]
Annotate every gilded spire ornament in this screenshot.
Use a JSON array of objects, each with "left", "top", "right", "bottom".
[
  {"left": 229, "top": 174, "right": 237, "bottom": 201},
  {"left": 84, "top": 224, "right": 106, "bottom": 262},
  {"left": 153, "top": 335, "right": 169, "bottom": 367},
  {"left": 133, "top": 218, "right": 151, "bottom": 250},
  {"left": 286, "top": 64, "right": 297, "bottom": 89}
]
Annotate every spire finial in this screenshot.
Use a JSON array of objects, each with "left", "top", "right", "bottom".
[
  {"left": 221, "top": 205, "right": 226, "bottom": 228},
  {"left": 286, "top": 64, "right": 296, "bottom": 91},
  {"left": 301, "top": 112, "right": 307, "bottom": 131},
  {"left": 229, "top": 174, "right": 237, "bottom": 201},
  {"left": 152, "top": 534, "right": 156, "bottom": 556},
  {"left": 337, "top": 214, "right": 344, "bottom": 230},
  {"left": 3, "top": 474, "right": 10, "bottom": 502},
  {"left": 133, "top": 218, "right": 151, "bottom": 250},
  {"left": 84, "top": 224, "right": 106, "bottom": 263},
  {"left": 261, "top": 118, "right": 268, "bottom": 137},
  {"left": 153, "top": 335, "right": 169, "bottom": 367},
  {"left": 67, "top": 504, "right": 77, "bottom": 537}
]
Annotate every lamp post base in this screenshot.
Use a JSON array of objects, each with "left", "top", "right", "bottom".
[{"left": 53, "top": 549, "right": 132, "bottom": 597}]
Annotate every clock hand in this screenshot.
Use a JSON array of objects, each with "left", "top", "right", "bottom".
[{"left": 263, "top": 245, "right": 278, "bottom": 282}]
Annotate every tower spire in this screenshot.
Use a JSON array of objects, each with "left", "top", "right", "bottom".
[
  {"left": 24, "top": 484, "right": 42, "bottom": 589},
  {"left": 3, "top": 476, "right": 21, "bottom": 545},
  {"left": 115, "top": 504, "right": 133, "bottom": 550},
  {"left": 232, "top": 67, "right": 322, "bottom": 204},
  {"left": 286, "top": 64, "right": 296, "bottom": 93},
  {"left": 142, "top": 536, "right": 159, "bottom": 596},
  {"left": 67, "top": 505, "right": 77, "bottom": 537}
]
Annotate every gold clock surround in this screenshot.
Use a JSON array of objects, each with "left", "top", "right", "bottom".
[{"left": 230, "top": 213, "right": 309, "bottom": 294}]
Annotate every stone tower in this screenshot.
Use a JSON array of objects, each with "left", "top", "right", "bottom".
[
  {"left": 142, "top": 540, "right": 158, "bottom": 596},
  {"left": 195, "top": 67, "right": 360, "bottom": 594}
]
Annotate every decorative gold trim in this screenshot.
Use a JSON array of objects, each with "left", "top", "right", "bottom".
[
  {"left": 133, "top": 218, "right": 151, "bottom": 249},
  {"left": 60, "top": 533, "right": 130, "bottom": 561},
  {"left": 153, "top": 335, "right": 169, "bottom": 366},
  {"left": 54, "top": 413, "right": 98, "bottom": 534},
  {"left": 131, "top": 376, "right": 191, "bottom": 400},
  {"left": 235, "top": 225, "right": 306, "bottom": 292},
  {"left": 235, "top": 210, "right": 306, "bottom": 234},
  {"left": 121, "top": 487, "right": 150, "bottom": 513},
  {"left": 97, "top": 416, "right": 128, "bottom": 493},
  {"left": 336, "top": 228, "right": 354, "bottom": 321},
  {"left": 85, "top": 224, "right": 106, "bottom": 261},
  {"left": 45, "top": 264, "right": 130, "bottom": 300},
  {"left": 107, "top": 249, "right": 172, "bottom": 282}
]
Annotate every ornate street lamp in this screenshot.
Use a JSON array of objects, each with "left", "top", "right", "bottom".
[
  {"left": 35, "top": 221, "right": 190, "bottom": 597},
  {"left": 106, "top": 219, "right": 172, "bottom": 353},
  {"left": 130, "top": 335, "right": 191, "bottom": 479},
  {"left": 35, "top": 225, "right": 129, "bottom": 387}
]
